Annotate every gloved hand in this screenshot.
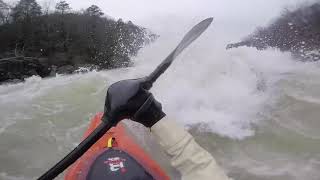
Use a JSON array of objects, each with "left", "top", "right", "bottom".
[
  {"left": 132, "top": 93, "right": 166, "bottom": 127},
  {"left": 103, "top": 78, "right": 166, "bottom": 128}
]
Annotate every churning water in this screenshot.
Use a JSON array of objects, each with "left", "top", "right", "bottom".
[{"left": 1, "top": 1, "right": 320, "bottom": 180}]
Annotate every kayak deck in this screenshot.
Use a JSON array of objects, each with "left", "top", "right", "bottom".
[{"left": 65, "top": 112, "right": 169, "bottom": 180}]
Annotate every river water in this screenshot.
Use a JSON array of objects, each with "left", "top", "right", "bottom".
[{"left": 1, "top": 2, "right": 320, "bottom": 180}]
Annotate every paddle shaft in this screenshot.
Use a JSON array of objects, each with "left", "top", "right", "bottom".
[{"left": 38, "top": 120, "right": 113, "bottom": 180}]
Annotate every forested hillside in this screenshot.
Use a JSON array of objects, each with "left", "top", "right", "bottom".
[
  {"left": 0, "top": 0, "right": 157, "bottom": 83},
  {"left": 227, "top": 3, "right": 320, "bottom": 61}
]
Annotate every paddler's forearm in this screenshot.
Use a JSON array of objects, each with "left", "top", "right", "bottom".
[{"left": 151, "top": 117, "right": 230, "bottom": 180}]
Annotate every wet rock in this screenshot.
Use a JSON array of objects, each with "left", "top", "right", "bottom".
[
  {"left": 2, "top": 79, "right": 23, "bottom": 84},
  {"left": 56, "top": 65, "right": 76, "bottom": 74},
  {"left": 0, "top": 57, "right": 51, "bottom": 84},
  {"left": 49, "top": 65, "right": 58, "bottom": 76},
  {"left": 9, "top": 79, "right": 23, "bottom": 84},
  {"left": 27, "top": 69, "right": 38, "bottom": 76}
]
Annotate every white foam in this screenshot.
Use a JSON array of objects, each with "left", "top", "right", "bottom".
[
  {"left": 128, "top": 29, "right": 307, "bottom": 139},
  {"left": 0, "top": 172, "right": 33, "bottom": 180},
  {"left": 0, "top": 36, "right": 308, "bottom": 140}
]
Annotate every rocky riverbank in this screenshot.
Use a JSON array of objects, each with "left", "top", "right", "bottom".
[
  {"left": 0, "top": 57, "right": 87, "bottom": 84},
  {"left": 0, "top": 0, "right": 157, "bottom": 84}
]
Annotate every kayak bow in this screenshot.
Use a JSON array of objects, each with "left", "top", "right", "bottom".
[{"left": 65, "top": 113, "right": 169, "bottom": 180}]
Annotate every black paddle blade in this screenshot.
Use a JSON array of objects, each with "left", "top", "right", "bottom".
[{"left": 143, "top": 17, "right": 213, "bottom": 90}]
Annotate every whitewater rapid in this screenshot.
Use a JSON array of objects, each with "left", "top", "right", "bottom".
[{"left": 1, "top": 14, "right": 320, "bottom": 180}]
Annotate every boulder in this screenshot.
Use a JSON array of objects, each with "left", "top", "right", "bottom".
[
  {"left": 56, "top": 65, "right": 76, "bottom": 74},
  {"left": 0, "top": 57, "right": 51, "bottom": 84}
]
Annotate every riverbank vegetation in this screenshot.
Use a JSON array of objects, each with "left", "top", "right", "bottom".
[
  {"left": 227, "top": 3, "right": 320, "bottom": 61},
  {"left": 0, "top": 0, "right": 157, "bottom": 83}
]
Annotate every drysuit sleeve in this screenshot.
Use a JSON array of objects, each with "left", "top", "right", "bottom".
[{"left": 151, "top": 117, "right": 230, "bottom": 180}]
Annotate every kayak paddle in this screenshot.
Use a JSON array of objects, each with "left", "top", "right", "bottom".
[{"left": 38, "top": 17, "right": 213, "bottom": 180}]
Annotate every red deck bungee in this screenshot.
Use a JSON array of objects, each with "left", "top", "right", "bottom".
[{"left": 64, "top": 112, "right": 169, "bottom": 180}]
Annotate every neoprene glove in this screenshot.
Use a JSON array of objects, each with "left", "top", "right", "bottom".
[
  {"left": 104, "top": 78, "right": 166, "bottom": 128},
  {"left": 132, "top": 93, "right": 166, "bottom": 127}
]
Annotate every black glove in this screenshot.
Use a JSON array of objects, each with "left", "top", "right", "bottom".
[
  {"left": 132, "top": 93, "right": 166, "bottom": 127},
  {"left": 103, "top": 78, "right": 166, "bottom": 128}
]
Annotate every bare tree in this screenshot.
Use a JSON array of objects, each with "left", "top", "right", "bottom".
[
  {"left": 0, "top": 0, "right": 10, "bottom": 24},
  {"left": 41, "top": 0, "right": 54, "bottom": 15},
  {"left": 11, "top": 0, "right": 42, "bottom": 22},
  {"left": 85, "top": 5, "right": 104, "bottom": 17},
  {"left": 0, "top": 0, "right": 6, "bottom": 24},
  {"left": 55, "top": 0, "right": 70, "bottom": 14}
]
